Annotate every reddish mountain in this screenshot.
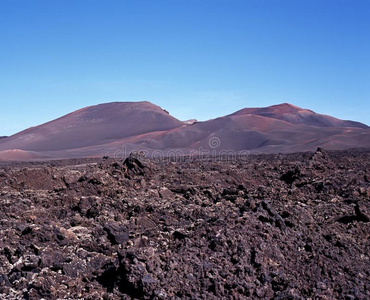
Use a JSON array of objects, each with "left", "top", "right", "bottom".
[
  {"left": 126, "top": 110, "right": 369, "bottom": 155},
  {"left": 0, "top": 101, "right": 184, "bottom": 152},
  {"left": 230, "top": 103, "right": 368, "bottom": 128},
  {"left": 0, "top": 102, "right": 369, "bottom": 160}
]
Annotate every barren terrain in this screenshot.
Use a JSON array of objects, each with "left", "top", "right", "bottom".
[
  {"left": 0, "top": 148, "right": 369, "bottom": 299},
  {"left": 1, "top": 102, "right": 369, "bottom": 161}
]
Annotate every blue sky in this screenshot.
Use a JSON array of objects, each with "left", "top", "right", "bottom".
[{"left": 0, "top": 0, "right": 369, "bottom": 136}]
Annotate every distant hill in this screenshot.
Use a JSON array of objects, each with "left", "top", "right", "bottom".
[
  {"left": 0, "top": 102, "right": 183, "bottom": 152},
  {"left": 0, "top": 101, "right": 369, "bottom": 160},
  {"left": 230, "top": 103, "right": 368, "bottom": 128}
]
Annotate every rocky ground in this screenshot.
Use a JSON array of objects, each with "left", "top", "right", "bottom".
[{"left": 0, "top": 148, "right": 369, "bottom": 299}]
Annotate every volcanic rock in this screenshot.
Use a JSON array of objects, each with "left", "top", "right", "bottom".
[{"left": 0, "top": 149, "right": 369, "bottom": 299}]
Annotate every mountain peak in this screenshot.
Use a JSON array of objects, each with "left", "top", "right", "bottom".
[
  {"left": 230, "top": 103, "right": 368, "bottom": 129},
  {"left": 230, "top": 103, "right": 303, "bottom": 117},
  {"left": 263, "top": 103, "right": 304, "bottom": 114},
  {"left": 0, "top": 101, "right": 368, "bottom": 160},
  {"left": 273, "top": 102, "right": 302, "bottom": 109},
  {"left": 72, "top": 101, "right": 166, "bottom": 113},
  {"left": 0, "top": 101, "right": 184, "bottom": 152}
]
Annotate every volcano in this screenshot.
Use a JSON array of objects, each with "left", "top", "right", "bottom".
[
  {"left": 230, "top": 103, "right": 368, "bottom": 128},
  {"left": 0, "top": 101, "right": 369, "bottom": 160}
]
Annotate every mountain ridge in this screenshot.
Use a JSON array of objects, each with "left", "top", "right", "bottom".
[
  {"left": 1, "top": 101, "right": 184, "bottom": 152},
  {"left": 230, "top": 103, "right": 368, "bottom": 129},
  {"left": 0, "top": 101, "right": 369, "bottom": 160}
]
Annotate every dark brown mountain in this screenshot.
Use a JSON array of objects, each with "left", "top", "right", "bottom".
[{"left": 0, "top": 101, "right": 369, "bottom": 160}]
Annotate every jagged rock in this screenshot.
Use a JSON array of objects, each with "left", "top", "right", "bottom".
[
  {"left": 280, "top": 166, "right": 301, "bottom": 184},
  {"left": 0, "top": 149, "right": 369, "bottom": 299},
  {"left": 123, "top": 151, "right": 154, "bottom": 178},
  {"left": 104, "top": 221, "right": 129, "bottom": 244}
]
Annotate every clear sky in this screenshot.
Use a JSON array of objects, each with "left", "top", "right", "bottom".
[{"left": 0, "top": 0, "right": 369, "bottom": 136}]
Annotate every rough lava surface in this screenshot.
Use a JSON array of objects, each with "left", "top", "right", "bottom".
[{"left": 0, "top": 148, "right": 369, "bottom": 299}]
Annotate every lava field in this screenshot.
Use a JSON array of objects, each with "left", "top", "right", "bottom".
[{"left": 0, "top": 148, "right": 369, "bottom": 299}]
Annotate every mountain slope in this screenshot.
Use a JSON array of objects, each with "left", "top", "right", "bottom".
[
  {"left": 230, "top": 103, "right": 369, "bottom": 128},
  {"left": 118, "top": 112, "right": 370, "bottom": 155},
  {"left": 0, "top": 101, "right": 369, "bottom": 160},
  {"left": 0, "top": 102, "right": 184, "bottom": 152}
]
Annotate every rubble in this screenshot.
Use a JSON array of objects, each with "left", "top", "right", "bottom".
[{"left": 0, "top": 149, "right": 369, "bottom": 299}]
